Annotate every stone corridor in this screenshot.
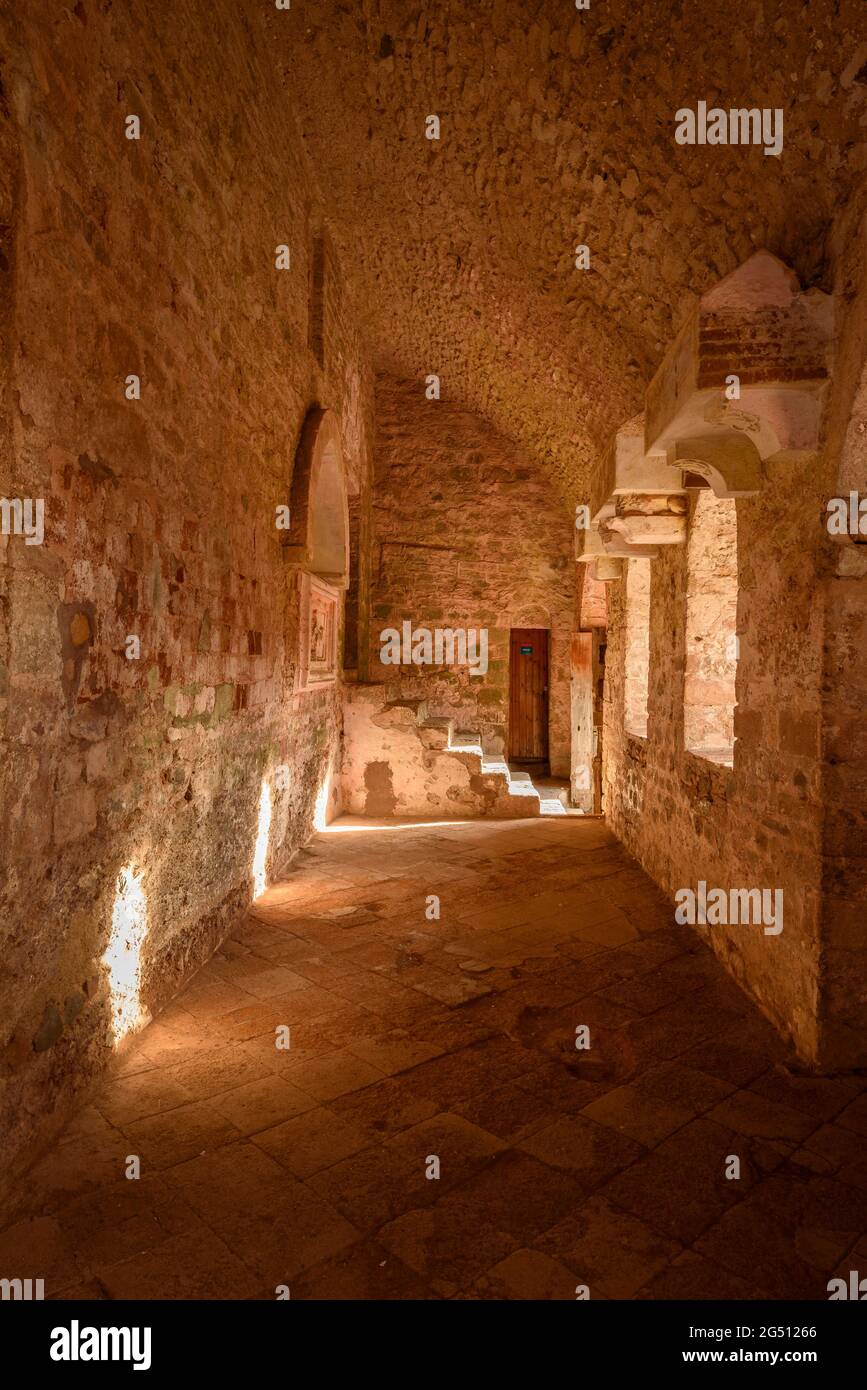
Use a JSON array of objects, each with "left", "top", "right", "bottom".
[
  {"left": 3, "top": 0, "right": 867, "bottom": 1323},
  {"left": 4, "top": 815, "right": 867, "bottom": 1302}
]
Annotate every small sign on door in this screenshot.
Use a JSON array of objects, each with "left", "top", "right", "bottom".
[{"left": 520, "top": 645, "right": 533, "bottom": 654}]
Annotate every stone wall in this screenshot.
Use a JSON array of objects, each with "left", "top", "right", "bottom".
[
  {"left": 601, "top": 212, "right": 867, "bottom": 1071},
  {"left": 0, "top": 0, "right": 373, "bottom": 1190},
  {"left": 816, "top": 192, "right": 867, "bottom": 1070},
  {"left": 603, "top": 453, "right": 828, "bottom": 1064},
  {"left": 683, "top": 491, "right": 739, "bottom": 760},
  {"left": 622, "top": 558, "right": 651, "bottom": 739},
  {"left": 599, "top": 227, "right": 867, "bottom": 1068},
  {"left": 366, "top": 374, "right": 575, "bottom": 776}
]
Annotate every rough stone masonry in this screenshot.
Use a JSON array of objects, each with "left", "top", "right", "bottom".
[{"left": 0, "top": 0, "right": 375, "bottom": 1190}]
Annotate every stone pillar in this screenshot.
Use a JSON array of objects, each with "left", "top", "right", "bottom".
[{"left": 570, "top": 631, "right": 595, "bottom": 811}]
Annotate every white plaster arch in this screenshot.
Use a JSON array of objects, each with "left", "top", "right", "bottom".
[{"left": 669, "top": 432, "right": 764, "bottom": 499}]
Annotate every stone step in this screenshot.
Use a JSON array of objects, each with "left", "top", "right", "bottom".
[
  {"left": 415, "top": 718, "right": 544, "bottom": 817},
  {"left": 505, "top": 778, "right": 541, "bottom": 798},
  {"left": 450, "top": 729, "right": 484, "bottom": 755},
  {"left": 480, "top": 757, "right": 510, "bottom": 777},
  {"left": 377, "top": 697, "right": 429, "bottom": 729},
  {"left": 416, "top": 715, "right": 453, "bottom": 750},
  {"left": 388, "top": 697, "right": 428, "bottom": 715}
]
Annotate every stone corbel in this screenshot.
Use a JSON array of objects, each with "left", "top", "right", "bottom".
[
  {"left": 591, "top": 557, "right": 623, "bottom": 583},
  {"left": 644, "top": 250, "right": 833, "bottom": 470},
  {"left": 591, "top": 413, "right": 683, "bottom": 524},
  {"left": 576, "top": 522, "right": 660, "bottom": 563},
  {"left": 605, "top": 491, "right": 688, "bottom": 545}
]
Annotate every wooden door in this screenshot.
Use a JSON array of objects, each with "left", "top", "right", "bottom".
[{"left": 509, "top": 628, "right": 549, "bottom": 762}]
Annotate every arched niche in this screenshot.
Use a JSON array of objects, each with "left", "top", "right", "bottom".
[
  {"left": 508, "top": 603, "right": 551, "bottom": 629},
  {"left": 284, "top": 408, "right": 350, "bottom": 588}
]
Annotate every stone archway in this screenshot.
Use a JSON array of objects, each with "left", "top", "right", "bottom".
[
  {"left": 284, "top": 408, "right": 350, "bottom": 589},
  {"left": 283, "top": 408, "right": 351, "bottom": 695}
]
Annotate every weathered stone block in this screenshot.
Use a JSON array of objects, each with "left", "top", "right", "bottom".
[{"left": 32, "top": 1003, "right": 63, "bottom": 1053}]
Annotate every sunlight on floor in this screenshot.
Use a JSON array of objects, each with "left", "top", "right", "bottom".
[{"left": 321, "top": 817, "right": 472, "bottom": 833}]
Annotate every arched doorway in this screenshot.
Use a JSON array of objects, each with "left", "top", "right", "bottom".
[{"left": 283, "top": 408, "right": 350, "bottom": 691}]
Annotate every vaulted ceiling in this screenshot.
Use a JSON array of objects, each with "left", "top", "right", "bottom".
[{"left": 277, "top": 0, "right": 867, "bottom": 505}]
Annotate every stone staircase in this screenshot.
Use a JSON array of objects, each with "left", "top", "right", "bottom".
[
  {"left": 416, "top": 717, "right": 542, "bottom": 816},
  {"left": 342, "top": 688, "right": 573, "bottom": 819}
]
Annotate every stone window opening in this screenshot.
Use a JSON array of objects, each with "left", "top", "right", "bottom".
[
  {"left": 683, "top": 488, "right": 739, "bottom": 766},
  {"left": 623, "top": 558, "right": 651, "bottom": 739}
]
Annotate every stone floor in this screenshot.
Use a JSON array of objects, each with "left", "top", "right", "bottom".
[{"left": 4, "top": 815, "right": 867, "bottom": 1301}]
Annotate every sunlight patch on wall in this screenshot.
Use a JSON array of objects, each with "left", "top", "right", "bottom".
[
  {"left": 252, "top": 779, "right": 273, "bottom": 899},
  {"left": 313, "top": 761, "right": 332, "bottom": 831},
  {"left": 103, "top": 865, "right": 148, "bottom": 1045}
]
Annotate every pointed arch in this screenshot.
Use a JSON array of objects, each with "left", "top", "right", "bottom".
[{"left": 284, "top": 408, "right": 350, "bottom": 588}]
